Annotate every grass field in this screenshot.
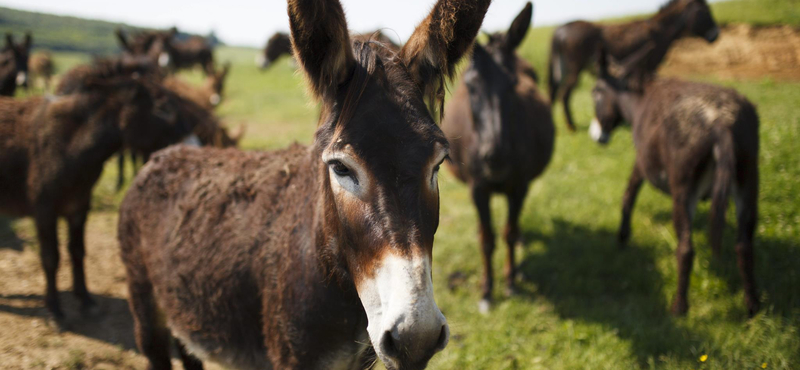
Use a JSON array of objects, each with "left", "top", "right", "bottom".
[{"left": 2, "top": 0, "right": 799, "bottom": 369}]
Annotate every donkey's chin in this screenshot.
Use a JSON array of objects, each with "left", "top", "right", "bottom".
[
  {"left": 589, "top": 117, "right": 610, "bottom": 144},
  {"left": 358, "top": 253, "right": 449, "bottom": 370}
]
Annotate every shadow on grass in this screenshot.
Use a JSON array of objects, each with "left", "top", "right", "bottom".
[
  {"left": 518, "top": 218, "right": 707, "bottom": 367},
  {"left": 0, "top": 292, "right": 138, "bottom": 351},
  {"left": 0, "top": 216, "right": 25, "bottom": 251},
  {"left": 651, "top": 208, "right": 800, "bottom": 319}
]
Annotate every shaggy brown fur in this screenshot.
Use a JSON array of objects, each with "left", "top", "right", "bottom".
[
  {"left": 28, "top": 51, "right": 54, "bottom": 91},
  {"left": 118, "top": 0, "right": 490, "bottom": 369},
  {"left": 0, "top": 63, "right": 199, "bottom": 324},
  {"left": 548, "top": 0, "right": 719, "bottom": 131},
  {"left": 0, "top": 32, "right": 32, "bottom": 96},
  {"left": 163, "top": 62, "right": 230, "bottom": 109},
  {"left": 590, "top": 46, "right": 760, "bottom": 317},
  {"left": 442, "top": 2, "right": 554, "bottom": 312}
]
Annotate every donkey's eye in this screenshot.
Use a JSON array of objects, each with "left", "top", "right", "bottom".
[{"left": 328, "top": 160, "right": 352, "bottom": 177}]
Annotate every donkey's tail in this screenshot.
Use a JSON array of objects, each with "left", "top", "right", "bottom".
[
  {"left": 709, "top": 126, "right": 736, "bottom": 255},
  {"left": 548, "top": 38, "right": 561, "bottom": 104}
]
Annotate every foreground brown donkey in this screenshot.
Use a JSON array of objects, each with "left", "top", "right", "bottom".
[
  {"left": 0, "top": 63, "right": 198, "bottom": 324},
  {"left": 118, "top": 0, "right": 490, "bottom": 369},
  {"left": 589, "top": 46, "right": 760, "bottom": 316},
  {"left": 0, "top": 32, "right": 31, "bottom": 96},
  {"left": 549, "top": 0, "right": 719, "bottom": 131},
  {"left": 442, "top": 2, "right": 554, "bottom": 313}
]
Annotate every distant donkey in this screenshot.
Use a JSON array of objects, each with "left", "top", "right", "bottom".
[
  {"left": 588, "top": 45, "right": 760, "bottom": 316},
  {"left": 0, "top": 32, "right": 32, "bottom": 96},
  {"left": 117, "top": 0, "right": 490, "bottom": 369},
  {"left": 0, "top": 61, "right": 199, "bottom": 325},
  {"left": 116, "top": 27, "right": 215, "bottom": 74},
  {"left": 548, "top": 0, "right": 719, "bottom": 131},
  {"left": 164, "top": 62, "right": 231, "bottom": 109},
  {"left": 257, "top": 30, "right": 399, "bottom": 69},
  {"left": 442, "top": 2, "right": 554, "bottom": 313},
  {"left": 29, "top": 51, "right": 55, "bottom": 92}
]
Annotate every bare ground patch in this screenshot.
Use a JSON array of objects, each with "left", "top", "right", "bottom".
[{"left": 661, "top": 23, "right": 800, "bottom": 81}]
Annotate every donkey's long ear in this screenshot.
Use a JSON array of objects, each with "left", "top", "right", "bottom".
[
  {"left": 505, "top": 2, "right": 532, "bottom": 52},
  {"left": 288, "top": 0, "right": 354, "bottom": 101},
  {"left": 400, "top": 0, "right": 492, "bottom": 107},
  {"left": 5, "top": 33, "right": 13, "bottom": 50},
  {"left": 618, "top": 41, "right": 655, "bottom": 80},
  {"left": 23, "top": 32, "right": 32, "bottom": 50},
  {"left": 116, "top": 28, "right": 131, "bottom": 52}
]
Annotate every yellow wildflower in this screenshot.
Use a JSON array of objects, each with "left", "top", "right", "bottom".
[
  {"left": 762, "top": 363, "right": 768, "bottom": 369},
  {"left": 699, "top": 354, "right": 708, "bottom": 362}
]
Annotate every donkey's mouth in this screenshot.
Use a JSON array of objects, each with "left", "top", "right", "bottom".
[{"left": 704, "top": 27, "right": 720, "bottom": 43}]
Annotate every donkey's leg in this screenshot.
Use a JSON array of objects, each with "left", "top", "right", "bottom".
[
  {"left": 503, "top": 185, "right": 528, "bottom": 297},
  {"left": 176, "top": 339, "right": 204, "bottom": 370},
  {"left": 128, "top": 277, "right": 172, "bottom": 370},
  {"left": 671, "top": 188, "right": 695, "bottom": 316},
  {"left": 34, "top": 206, "right": 63, "bottom": 322},
  {"left": 734, "top": 168, "right": 760, "bottom": 316},
  {"left": 619, "top": 166, "right": 644, "bottom": 247},
  {"left": 560, "top": 74, "right": 579, "bottom": 132},
  {"left": 66, "top": 203, "right": 97, "bottom": 316},
  {"left": 472, "top": 184, "right": 495, "bottom": 313},
  {"left": 116, "top": 150, "right": 126, "bottom": 192}
]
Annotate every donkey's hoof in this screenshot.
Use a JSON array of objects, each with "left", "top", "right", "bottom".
[{"left": 478, "top": 299, "right": 492, "bottom": 315}]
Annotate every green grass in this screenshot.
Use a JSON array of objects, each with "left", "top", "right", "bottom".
[{"left": 5, "top": 0, "right": 800, "bottom": 369}]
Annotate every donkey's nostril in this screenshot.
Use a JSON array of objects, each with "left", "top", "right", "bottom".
[{"left": 380, "top": 330, "right": 400, "bottom": 359}]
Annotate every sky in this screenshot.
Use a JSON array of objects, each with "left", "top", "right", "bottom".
[{"left": 0, "top": 0, "right": 722, "bottom": 47}]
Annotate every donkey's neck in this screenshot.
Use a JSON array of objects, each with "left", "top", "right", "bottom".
[{"left": 616, "top": 89, "right": 645, "bottom": 130}]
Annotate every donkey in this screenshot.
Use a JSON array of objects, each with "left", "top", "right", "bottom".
[
  {"left": 257, "top": 30, "right": 399, "bottom": 70},
  {"left": 0, "top": 62, "right": 199, "bottom": 325},
  {"left": 0, "top": 32, "right": 32, "bottom": 96},
  {"left": 164, "top": 62, "right": 231, "bottom": 109},
  {"left": 548, "top": 0, "right": 719, "bottom": 131},
  {"left": 29, "top": 51, "right": 55, "bottom": 92},
  {"left": 441, "top": 2, "right": 554, "bottom": 313},
  {"left": 160, "top": 33, "right": 216, "bottom": 75},
  {"left": 588, "top": 45, "right": 760, "bottom": 316},
  {"left": 117, "top": 0, "right": 490, "bottom": 368}
]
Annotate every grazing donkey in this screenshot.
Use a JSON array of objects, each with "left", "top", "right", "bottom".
[
  {"left": 0, "top": 32, "right": 32, "bottom": 96},
  {"left": 257, "top": 30, "right": 399, "bottom": 69},
  {"left": 588, "top": 45, "right": 760, "bottom": 316},
  {"left": 441, "top": 2, "right": 554, "bottom": 313},
  {"left": 118, "top": 0, "right": 491, "bottom": 368},
  {"left": 0, "top": 62, "right": 198, "bottom": 324},
  {"left": 29, "top": 51, "right": 55, "bottom": 92},
  {"left": 548, "top": 0, "right": 719, "bottom": 131}
]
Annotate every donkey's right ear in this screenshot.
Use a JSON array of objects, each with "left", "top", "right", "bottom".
[
  {"left": 287, "top": 0, "right": 354, "bottom": 101},
  {"left": 116, "top": 28, "right": 131, "bottom": 51},
  {"left": 400, "top": 0, "right": 491, "bottom": 106},
  {"left": 5, "top": 33, "right": 14, "bottom": 49}
]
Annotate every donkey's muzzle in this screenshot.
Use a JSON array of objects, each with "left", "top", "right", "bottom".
[
  {"left": 705, "top": 27, "right": 720, "bottom": 43},
  {"left": 379, "top": 320, "right": 449, "bottom": 370}
]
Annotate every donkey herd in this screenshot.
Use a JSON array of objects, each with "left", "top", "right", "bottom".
[{"left": 0, "top": 0, "right": 764, "bottom": 368}]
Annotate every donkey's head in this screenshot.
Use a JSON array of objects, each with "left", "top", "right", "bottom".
[
  {"left": 463, "top": 2, "right": 533, "bottom": 171},
  {"left": 589, "top": 44, "right": 653, "bottom": 144},
  {"left": 288, "top": 0, "right": 489, "bottom": 368},
  {"left": 3, "top": 32, "right": 32, "bottom": 88},
  {"left": 258, "top": 32, "right": 292, "bottom": 69},
  {"left": 662, "top": 0, "right": 718, "bottom": 42},
  {"left": 205, "top": 62, "right": 230, "bottom": 107}
]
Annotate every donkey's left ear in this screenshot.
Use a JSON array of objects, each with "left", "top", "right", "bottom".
[
  {"left": 23, "top": 32, "right": 32, "bottom": 49},
  {"left": 401, "top": 0, "right": 492, "bottom": 107},
  {"left": 505, "top": 2, "right": 532, "bottom": 52},
  {"left": 5, "top": 33, "right": 13, "bottom": 49}
]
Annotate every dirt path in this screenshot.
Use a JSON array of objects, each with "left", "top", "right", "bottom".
[
  {"left": 0, "top": 213, "right": 224, "bottom": 370},
  {"left": 661, "top": 23, "right": 800, "bottom": 81}
]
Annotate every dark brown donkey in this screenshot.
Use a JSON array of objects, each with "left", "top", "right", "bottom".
[
  {"left": 161, "top": 32, "right": 216, "bottom": 75},
  {"left": 0, "top": 32, "right": 32, "bottom": 96},
  {"left": 548, "top": 0, "right": 719, "bottom": 131},
  {"left": 117, "top": 0, "right": 490, "bottom": 369},
  {"left": 0, "top": 63, "right": 199, "bottom": 324},
  {"left": 442, "top": 2, "right": 554, "bottom": 313},
  {"left": 588, "top": 46, "right": 760, "bottom": 316},
  {"left": 258, "top": 30, "right": 399, "bottom": 69}
]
